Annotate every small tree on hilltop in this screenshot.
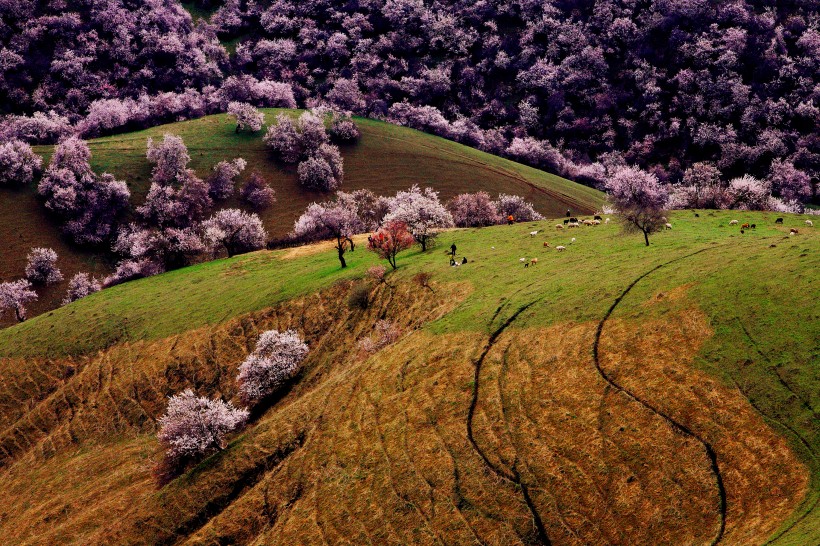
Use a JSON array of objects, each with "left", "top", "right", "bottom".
[
  {"left": 292, "top": 200, "right": 366, "bottom": 268},
  {"left": 383, "top": 185, "right": 453, "bottom": 251},
  {"left": 605, "top": 166, "right": 669, "bottom": 246},
  {"left": 236, "top": 329, "right": 309, "bottom": 405},
  {"left": 202, "top": 208, "right": 268, "bottom": 258},
  {"left": 368, "top": 220, "right": 414, "bottom": 269},
  {"left": 156, "top": 390, "right": 248, "bottom": 481},
  {"left": 0, "top": 280, "right": 38, "bottom": 322},
  {"left": 0, "top": 139, "right": 42, "bottom": 187},
  {"left": 227, "top": 102, "right": 264, "bottom": 133},
  {"left": 25, "top": 247, "right": 63, "bottom": 285}
]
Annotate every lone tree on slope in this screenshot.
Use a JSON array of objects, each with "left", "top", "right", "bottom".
[{"left": 605, "top": 166, "right": 669, "bottom": 246}]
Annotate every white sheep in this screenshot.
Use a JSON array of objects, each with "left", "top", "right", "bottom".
[
  {"left": 605, "top": 218, "right": 610, "bottom": 224},
  {"left": 729, "top": 220, "right": 739, "bottom": 225},
  {"left": 583, "top": 219, "right": 593, "bottom": 226},
  {"left": 570, "top": 237, "right": 576, "bottom": 244},
  {"left": 568, "top": 222, "right": 580, "bottom": 228},
  {"left": 665, "top": 223, "right": 672, "bottom": 229},
  {"left": 555, "top": 224, "right": 564, "bottom": 229},
  {"left": 592, "top": 219, "right": 601, "bottom": 225},
  {"left": 519, "top": 257, "right": 527, "bottom": 262},
  {"left": 556, "top": 245, "right": 566, "bottom": 252},
  {"left": 530, "top": 230, "right": 539, "bottom": 237},
  {"left": 806, "top": 220, "right": 814, "bottom": 227}
]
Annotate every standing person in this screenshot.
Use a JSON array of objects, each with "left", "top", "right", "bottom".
[
  {"left": 566, "top": 209, "right": 571, "bottom": 217},
  {"left": 450, "top": 243, "right": 457, "bottom": 257},
  {"left": 507, "top": 215, "right": 515, "bottom": 225}
]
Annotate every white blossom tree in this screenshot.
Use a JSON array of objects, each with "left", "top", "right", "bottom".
[
  {"left": 382, "top": 185, "right": 454, "bottom": 251},
  {"left": 24, "top": 247, "right": 63, "bottom": 285},
  {"left": 227, "top": 102, "right": 264, "bottom": 133},
  {"left": 0, "top": 279, "right": 38, "bottom": 322},
  {"left": 236, "top": 329, "right": 309, "bottom": 404}
]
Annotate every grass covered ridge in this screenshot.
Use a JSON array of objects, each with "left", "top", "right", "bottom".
[{"left": 0, "top": 210, "right": 816, "bottom": 544}]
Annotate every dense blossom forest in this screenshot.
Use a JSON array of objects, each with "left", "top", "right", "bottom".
[{"left": 1, "top": 0, "right": 819, "bottom": 207}]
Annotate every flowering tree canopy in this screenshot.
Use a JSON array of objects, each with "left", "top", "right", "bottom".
[
  {"left": 298, "top": 143, "right": 344, "bottom": 192},
  {"left": 447, "top": 192, "right": 501, "bottom": 227},
  {"left": 157, "top": 390, "right": 248, "bottom": 461},
  {"left": 203, "top": 209, "right": 267, "bottom": 257},
  {"left": 605, "top": 166, "right": 669, "bottom": 246},
  {"left": 368, "top": 220, "right": 415, "bottom": 269},
  {"left": 25, "top": 248, "right": 63, "bottom": 285},
  {"left": 494, "top": 194, "right": 544, "bottom": 223},
  {"left": 236, "top": 329, "right": 309, "bottom": 404},
  {"left": 240, "top": 171, "right": 276, "bottom": 210},
  {"left": 37, "top": 137, "right": 130, "bottom": 246},
  {"left": 208, "top": 158, "right": 247, "bottom": 200},
  {"left": 382, "top": 185, "right": 453, "bottom": 251},
  {"left": 62, "top": 272, "right": 102, "bottom": 306},
  {"left": 0, "top": 280, "right": 38, "bottom": 322},
  {"left": 292, "top": 199, "right": 366, "bottom": 268},
  {"left": 0, "top": 140, "right": 42, "bottom": 187},
  {"left": 147, "top": 135, "right": 191, "bottom": 185},
  {"left": 227, "top": 102, "right": 264, "bottom": 133}
]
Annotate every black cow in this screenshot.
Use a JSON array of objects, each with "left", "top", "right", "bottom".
[
  {"left": 569, "top": 217, "right": 579, "bottom": 223},
  {"left": 775, "top": 218, "right": 784, "bottom": 224},
  {"left": 594, "top": 215, "right": 602, "bottom": 221},
  {"left": 563, "top": 219, "right": 570, "bottom": 225}
]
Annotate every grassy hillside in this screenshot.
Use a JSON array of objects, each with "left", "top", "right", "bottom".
[
  {"left": 0, "top": 110, "right": 603, "bottom": 323},
  {"left": 0, "top": 210, "right": 816, "bottom": 545}
]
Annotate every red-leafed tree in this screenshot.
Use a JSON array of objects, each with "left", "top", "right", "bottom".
[{"left": 368, "top": 220, "right": 414, "bottom": 269}]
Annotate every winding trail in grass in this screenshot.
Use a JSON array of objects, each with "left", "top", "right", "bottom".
[
  {"left": 591, "top": 247, "right": 727, "bottom": 546},
  {"left": 466, "top": 299, "right": 551, "bottom": 546}
]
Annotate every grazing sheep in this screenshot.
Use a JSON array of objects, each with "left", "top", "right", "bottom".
[
  {"left": 592, "top": 219, "right": 601, "bottom": 225},
  {"left": 556, "top": 245, "right": 566, "bottom": 252},
  {"left": 694, "top": 213, "right": 700, "bottom": 217},
  {"left": 543, "top": 241, "right": 550, "bottom": 247},
  {"left": 741, "top": 223, "right": 751, "bottom": 229},
  {"left": 661, "top": 216, "right": 667, "bottom": 222},
  {"left": 570, "top": 237, "right": 576, "bottom": 244},
  {"left": 563, "top": 219, "right": 570, "bottom": 225},
  {"left": 569, "top": 217, "right": 579, "bottom": 223},
  {"left": 519, "top": 257, "right": 527, "bottom": 262},
  {"left": 530, "top": 258, "right": 538, "bottom": 266},
  {"left": 665, "top": 223, "right": 672, "bottom": 229},
  {"left": 740, "top": 229, "right": 745, "bottom": 234},
  {"left": 556, "top": 224, "right": 564, "bottom": 230},
  {"left": 806, "top": 220, "right": 814, "bottom": 227},
  {"left": 729, "top": 220, "right": 739, "bottom": 225},
  {"left": 594, "top": 215, "right": 602, "bottom": 221},
  {"left": 751, "top": 224, "right": 756, "bottom": 229},
  {"left": 605, "top": 218, "right": 611, "bottom": 224},
  {"left": 775, "top": 218, "right": 784, "bottom": 224},
  {"left": 568, "top": 222, "right": 580, "bottom": 228},
  {"left": 524, "top": 263, "right": 528, "bottom": 268},
  {"left": 583, "top": 219, "right": 594, "bottom": 226},
  {"left": 790, "top": 228, "right": 799, "bottom": 235},
  {"left": 530, "top": 230, "right": 539, "bottom": 237}
]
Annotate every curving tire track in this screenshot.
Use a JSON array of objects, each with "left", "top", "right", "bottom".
[
  {"left": 466, "top": 300, "right": 552, "bottom": 546},
  {"left": 591, "top": 247, "right": 728, "bottom": 546}
]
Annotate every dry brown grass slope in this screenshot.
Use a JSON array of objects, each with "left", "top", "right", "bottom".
[{"left": 0, "top": 274, "right": 807, "bottom": 545}]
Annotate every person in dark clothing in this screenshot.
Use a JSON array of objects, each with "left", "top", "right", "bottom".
[
  {"left": 450, "top": 243, "right": 457, "bottom": 257},
  {"left": 566, "top": 209, "right": 571, "bottom": 217}
]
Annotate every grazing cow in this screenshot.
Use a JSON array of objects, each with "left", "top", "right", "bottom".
[
  {"left": 563, "top": 219, "right": 570, "bottom": 225},
  {"left": 665, "top": 223, "right": 672, "bottom": 229},
  {"left": 740, "top": 229, "right": 745, "bottom": 234},
  {"left": 594, "top": 215, "right": 602, "bottom": 221},
  {"left": 543, "top": 241, "right": 550, "bottom": 247},
  {"left": 530, "top": 258, "right": 538, "bottom": 266},
  {"left": 556, "top": 245, "right": 566, "bottom": 252},
  {"left": 806, "top": 220, "right": 814, "bottom": 227},
  {"left": 556, "top": 224, "right": 564, "bottom": 230},
  {"left": 751, "top": 224, "right": 756, "bottom": 229},
  {"left": 741, "top": 223, "right": 750, "bottom": 229},
  {"left": 775, "top": 218, "right": 783, "bottom": 224},
  {"left": 694, "top": 213, "right": 700, "bottom": 217},
  {"left": 729, "top": 220, "right": 739, "bottom": 225},
  {"left": 569, "top": 217, "right": 579, "bottom": 223}
]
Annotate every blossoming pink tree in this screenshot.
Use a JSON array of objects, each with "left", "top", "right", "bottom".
[
  {"left": 24, "top": 247, "right": 63, "bottom": 285},
  {"left": 236, "top": 329, "right": 309, "bottom": 405},
  {"left": 292, "top": 199, "right": 366, "bottom": 268},
  {"left": 0, "top": 139, "right": 42, "bottom": 187},
  {"left": 0, "top": 280, "right": 38, "bottom": 322},
  {"left": 605, "top": 166, "right": 669, "bottom": 246},
  {"left": 447, "top": 192, "right": 501, "bottom": 227},
  {"left": 62, "top": 272, "right": 101, "bottom": 305},
  {"left": 202, "top": 208, "right": 268, "bottom": 257},
  {"left": 382, "top": 185, "right": 453, "bottom": 251},
  {"left": 227, "top": 102, "right": 264, "bottom": 133}
]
